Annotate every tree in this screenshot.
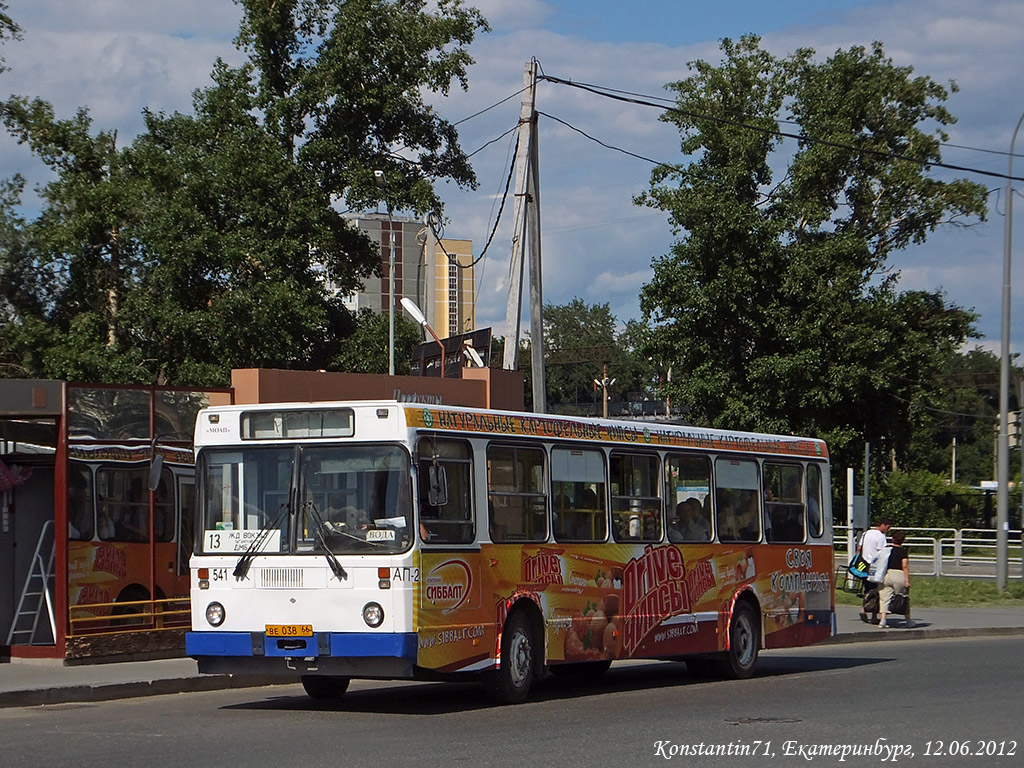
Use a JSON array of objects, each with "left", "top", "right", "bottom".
[
  {"left": 0, "top": 99, "right": 151, "bottom": 381},
  {"left": 0, "top": 0, "right": 489, "bottom": 384},
  {"left": 905, "top": 348, "right": 1017, "bottom": 486},
  {"left": 0, "top": 2, "right": 20, "bottom": 73},
  {"left": 331, "top": 308, "right": 422, "bottom": 374},
  {"left": 541, "top": 298, "right": 659, "bottom": 415},
  {"left": 638, "top": 36, "right": 988, "bottom": 469},
  {"left": 233, "top": 0, "right": 487, "bottom": 214}
]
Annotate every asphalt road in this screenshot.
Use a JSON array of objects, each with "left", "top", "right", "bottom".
[{"left": 1, "top": 636, "right": 1019, "bottom": 768}]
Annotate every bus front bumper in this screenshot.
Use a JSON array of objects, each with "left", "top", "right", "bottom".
[{"left": 186, "top": 631, "right": 418, "bottom": 678}]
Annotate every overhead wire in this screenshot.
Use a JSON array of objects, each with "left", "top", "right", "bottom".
[
  {"left": 537, "top": 76, "right": 1024, "bottom": 164},
  {"left": 429, "top": 134, "right": 518, "bottom": 270},
  {"left": 538, "top": 74, "right": 1024, "bottom": 183}
]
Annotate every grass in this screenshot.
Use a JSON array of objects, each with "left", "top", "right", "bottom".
[{"left": 835, "top": 578, "right": 1024, "bottom": 608}]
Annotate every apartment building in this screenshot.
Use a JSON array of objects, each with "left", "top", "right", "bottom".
[{"left": 338, "top": 213, "right": 476, "bottom": 338}]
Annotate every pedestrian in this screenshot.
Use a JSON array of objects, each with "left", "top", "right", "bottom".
[
  {"left": 878, "top": 530, "right": 911, "bottom": 628},
  {"left": 858, "top": 517, "right": 891, "bottom": 624}
]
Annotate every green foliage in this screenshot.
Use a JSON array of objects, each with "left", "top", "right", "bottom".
[
  {"left": 0, "top": 2, "right": 20, "bottom": 74},
  {"left": 903, "top": 348, "right": 1012, "bottom": 486},
  {"left": 537, "top": 298, "right": 659, "bottom": 415},
  {"left": 331, "top": 309, "right": 422, "bottom": 374},
  {"left": 638, "top": 36, "right": 988, "bottom": 470},
  {"left": 836, "top": 578, "right": 1024, "bottom": 607},
  {"left": 0, "top": 98, "right": 151, "bottom": 381},
  {"left": 873, "top": 469, "right": 976, "bottom": 527},
  {"left": 234, "top": 0, "right": 488, "bottom": 214}
]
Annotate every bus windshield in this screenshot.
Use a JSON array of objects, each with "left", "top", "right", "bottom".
[{"left": 197, "top": 445, "right": 413, "bottom": 555}]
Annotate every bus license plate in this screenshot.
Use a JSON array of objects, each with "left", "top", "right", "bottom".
[{"left": 265, "top": 624, "right": 313, "bottom": 637}]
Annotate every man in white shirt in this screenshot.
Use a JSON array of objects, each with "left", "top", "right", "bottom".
[{"left": 858, "top": 518, "right": 891, "bottom": 624}]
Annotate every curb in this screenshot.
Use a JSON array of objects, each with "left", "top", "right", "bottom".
[
  {"left": 823, "top": 625, "right": 1024, "bottom": 645},
  {"left": 0, "top": 674, "right": 287, "bottom": 709}
]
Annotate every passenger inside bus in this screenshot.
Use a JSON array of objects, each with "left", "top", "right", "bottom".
[
  {"left": 669, "top": 498, "right": 711, "bottom": 541},
  {"left": 97, "top": 505, "right": 116, "bottom": 540}
]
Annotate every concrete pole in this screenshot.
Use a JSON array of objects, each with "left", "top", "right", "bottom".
[
  {"left": 997, "top": 112, "right": 1024, "bottom": 590},
  {"left": 847, "top": 467, "right": 855, "bottom": 568},
  {"left": 502, "top": 61, "right": 537, "bottom": 373}
]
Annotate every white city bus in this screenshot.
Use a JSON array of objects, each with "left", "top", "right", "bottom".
[{"left": 186, "top": 401, "right": 834, "bottom": 703}]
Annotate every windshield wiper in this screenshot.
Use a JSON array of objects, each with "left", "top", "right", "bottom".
[
  {"left": 301, "top": 500, "right": 348, "bottom": 581},
  {"left": 233, "top": 500, "right": 291, "bottom": 581}
]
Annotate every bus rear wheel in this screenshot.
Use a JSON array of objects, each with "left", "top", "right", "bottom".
[
  {"left": 485, "top": 610, "right": 535, "bottom": 704},
  {"left": 111, "top": 586, "right": 151, "bottom": 627},
  {"left": 712, "top": 601, "right": 760, "bottom": 679},
  {"left": 301, "top": 675, "right": 350, "bottom": 700}
]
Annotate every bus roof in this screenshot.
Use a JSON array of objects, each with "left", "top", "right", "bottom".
[{"left": 196, "top": 400, "right": 829, "bottom": 460}]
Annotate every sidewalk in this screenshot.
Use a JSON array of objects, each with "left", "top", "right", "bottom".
[{"left": 3, "top": 604, "right": 1024, "bottom": 708}]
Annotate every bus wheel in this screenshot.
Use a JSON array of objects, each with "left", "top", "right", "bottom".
[
  {"left": 713, "top": 601, "right": 760, "bottom": 679},
  {"left": 112, "top": 586, "right": 151, "bottom": 627},
  {"left": 549, "top": 660, "right": 611, "bottom": 678},
  {"left": 485, "top": 611, "right": 535, "bottom": 704},
  {"left": 301, "top": 675, "right": 350, "bottom": 700}
]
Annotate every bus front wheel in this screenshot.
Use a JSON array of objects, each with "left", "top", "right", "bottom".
[
  {"left": 485, "top": 611, "right": 535, "bottom": 704},
  {"left": 713, "top": 601, "right": 760, "bottom": 679},
  {"left": 301, "top": 675, "right": 350, "bottom": 700}
]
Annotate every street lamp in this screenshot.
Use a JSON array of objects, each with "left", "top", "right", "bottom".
[
  {"left": 997, "top": 112, "right": 1024, "bottom": 590},
  {"left": 401, "top": 297, "right": 445, "bottom": 378},
  {"left": 463, "top": 341, "right": 485, "bottom": 368},
  {"left": 374, "top": 170, "right": 396, "bottom": 376},
  {"left": 594, "top": 364, "right": 615, "bottom": 419}
]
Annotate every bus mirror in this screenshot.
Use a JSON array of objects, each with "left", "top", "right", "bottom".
[
  {"left": 427, "top": 464, "right": 448, "bottom": 507},
  {"left": 148, "top": 454, "right": 164, "bottom": 491}
]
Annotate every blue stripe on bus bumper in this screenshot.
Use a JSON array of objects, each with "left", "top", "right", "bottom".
[{"left": 186, "top": 631, "right": 418, "bottom": 659}]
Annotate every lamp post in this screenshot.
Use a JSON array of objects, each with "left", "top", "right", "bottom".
[
  {"left": 401, "top": 297, "right": 445, "bottom": 378},
  {"left": 594, "top": 363, "right": 615, "bottom": 419},
  {"left": 374, "top": 170, "right": 396, "bottom": 376},
  {"left": 997, "top": 111, "right": 1024, "bottom": 591}
]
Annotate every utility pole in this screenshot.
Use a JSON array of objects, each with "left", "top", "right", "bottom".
[
  {"left": 594, "top": 363, "right": 615, "bottom": 419},
  {"left": 1019, "top": 378, "right": 1024, "bottom": 570},
  {"left": 996, "top": 111, "right": 1024, "bottom": 591},
  {"left": 502, "top": 60, "right": 546, "bottom": 413}
]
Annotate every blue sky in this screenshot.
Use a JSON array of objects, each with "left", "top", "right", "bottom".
[
  {"left": 2, "top": 0, "right": 1023, "bottom": 360},
  {"left": 542, "top": 0, "right": 866, "bottom": 44}
]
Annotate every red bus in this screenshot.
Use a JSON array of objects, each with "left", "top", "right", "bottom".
[{"left": 1, "top": 381, "right": 230, "bottom": 660}]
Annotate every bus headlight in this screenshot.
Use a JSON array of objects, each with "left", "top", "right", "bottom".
[
  {"left": 205, "top": 601, "right": 226, "bottom": 627},
  {"left": 362, "top": 602, "right": 384, "bottom": 628}
]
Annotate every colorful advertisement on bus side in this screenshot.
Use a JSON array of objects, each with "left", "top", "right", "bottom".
[
  {"left": 67, "top": 541, "right": 185, "bottom": 626},
  {"left": 415, "top": 543, "right": 833, "bottom": 673}
]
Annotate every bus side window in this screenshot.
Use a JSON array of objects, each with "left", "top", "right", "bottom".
[
  {"left": 97, "top": 466, "right": 149, "bottom": 542},
  {"left": 610, "top": 452, "right": 660, "bottom": 543},
  {"left": 417, "top": 438, "right": 474, "bottom": 544},
  {"left": 665, "top": 454, "right": 712, "bottom": 542},
  {"left": 715, "top": 458, "right": 760, "bottom": 542},
  {"left": 551, "top": 447, "right": 606, "bottom": 542},
  {"left": 178, "top": 479, "right": 195, "bottom": 576},
  {"left": 763, "top": 463, "right": 805, "bottom": 543},
  {"left": 487, "top": 444, "right": 547, "bottom": 543},
  {"left": 67, "top": 464, "right": 94, "bottom": 541},
  {"left": 154, "top": 469, "right": 175, "bottom": 542},
  {"left": 806, "top": 464, "right": 824, "bottom": 538}
]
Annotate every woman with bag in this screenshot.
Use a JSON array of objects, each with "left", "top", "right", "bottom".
[{"left": 878, "top": 530, "right": 912, "bottom": 628}]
